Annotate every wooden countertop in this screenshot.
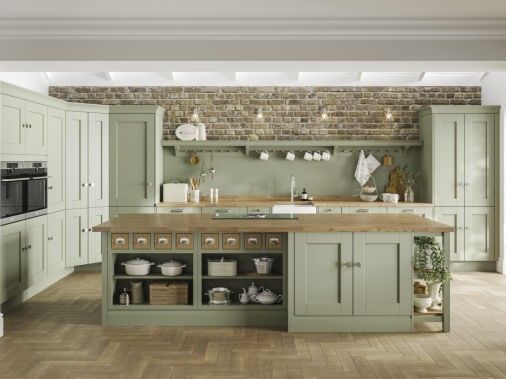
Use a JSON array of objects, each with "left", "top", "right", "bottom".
[
  {"left": 156, "top": 196, "right": 433, "bottom": 208},
  {"left": 93, "top": 214, "right": 453, "bottom": 233}
]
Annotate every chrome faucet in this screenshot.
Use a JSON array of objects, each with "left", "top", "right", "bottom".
[{"left": 290, "top": 175, "right": 296, "bottom": 202}]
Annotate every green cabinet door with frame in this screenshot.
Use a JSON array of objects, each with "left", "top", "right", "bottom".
[
  {"left": 464, "top": 207, "right": 495, "bottom": 261},
  {"left": 47, "top": 211, "right": 66, "bottom": 277},
  {"left": 47, "top": 107, "right": 66, "bottom": 213},
  {"left": 25, "top": 216, "right": 48, "bottom": 288},
  {"left": 25, "top": 101, "right": 48, "bottom": 156},
  {"left": 110, "top": 113, "right": 155, "bottom": 207},
  {"left": 294, "top": 232, "right": 353, "bottom": 316},
  {"left": 464, "top": 114, "right": 495, "bottom": 207},
  {"left": 65, "top": 208, "right": 88, "bottom": 267},
  {"left": 0, "top": 221, "right": 26, "bottom": 303},
  {"left": 434, "top": 207, "right": 465, "bottom": 261},
  {"left": 66, "top": 112, "right": 89, "bottom": 209},
  {"left": 88, "top": 113, "right": 109, "bottom": 208},
  {"left": 353, "top": 232, "right": 412, "bottom": 316},
  {"left": 434, "top": 114, "right": 465, "bottom": 206},
  {"left": 88, "top": 207, "right": 109, "bottom": 264},
  {"left": 1, "top": 94, "right": 26, "bottom": 155}
]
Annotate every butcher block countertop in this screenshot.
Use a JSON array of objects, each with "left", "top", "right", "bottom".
[
  {"left": 156, "top": 196, "right": 433, "bottom": 208},
  {"left": 93, "top": 214, "right": 453, "bottom": 233}
]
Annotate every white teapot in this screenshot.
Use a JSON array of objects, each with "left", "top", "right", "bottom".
[
  {"left": 255, "top": 289, "right": 283, "bottom": 305},
  {"left": 247, "top": 282, "right": 263, "bottom": 299}
]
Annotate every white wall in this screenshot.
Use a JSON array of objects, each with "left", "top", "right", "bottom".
[
  {"left": 482, "top": 73, "right": 506, "bottom": 273},
  {"left": 0, "top": 73, "right": 49, "bottom": 94}
]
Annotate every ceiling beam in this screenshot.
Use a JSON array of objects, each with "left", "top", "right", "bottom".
[
  {"left": 417, "top": 72, "right": 426, "bottom": 81},
  {"left": 480, "top": 72, "right": 490, "bottom": 81}
]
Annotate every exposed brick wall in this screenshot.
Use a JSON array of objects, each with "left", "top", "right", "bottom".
[{"left": 49, "top": 86, "right": 481, "bottom": 140}]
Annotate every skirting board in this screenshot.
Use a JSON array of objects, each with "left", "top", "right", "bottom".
[
  {"left": 451, "top": 261, "right": 497, "bottom": 272},
  {"left": 288, "top": 316, "right": 413, "bottom": 332},
  {"left": 74, "top": 263, "right": 102, "bottom": 272}
]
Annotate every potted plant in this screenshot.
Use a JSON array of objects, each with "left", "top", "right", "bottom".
[
  {"left": 398, "top": 165, "right": 419, "bottom": 202},
  {"left": 414, "top": 236, "right": 451, "bottom": 310}
]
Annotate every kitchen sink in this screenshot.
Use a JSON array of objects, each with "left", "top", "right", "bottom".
[{"left": 271, "top": 203, "right": 317, "bottom": 214}]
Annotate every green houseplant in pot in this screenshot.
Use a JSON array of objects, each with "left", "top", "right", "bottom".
[{"left": 414, "top": 236, "right": 451, "bottom": 310}]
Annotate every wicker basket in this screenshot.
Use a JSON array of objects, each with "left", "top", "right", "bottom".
[{"left": 149, "top": 281, "right": 189, "bottom": 305}]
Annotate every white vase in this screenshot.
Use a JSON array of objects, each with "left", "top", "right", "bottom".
[{"left": 428, "top": 281, "right": 442, "bottom": 309}]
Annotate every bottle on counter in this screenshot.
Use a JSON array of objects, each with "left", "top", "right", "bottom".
[
  {"left": 209, "top": 188, "right": 214, "bottom": 203},
  {"left": 215, "top": 188, "right": 219, "bottom": 203},
  {"left": 301, "top": 188, "right": 308, "bottom": 201}
]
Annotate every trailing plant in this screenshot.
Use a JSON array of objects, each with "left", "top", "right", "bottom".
[
  {"left": 398, "top": 165, "right": 419, "bottom": 190},
  {"left": 414, "top": 236, "right": 451, "bottom": 283}
]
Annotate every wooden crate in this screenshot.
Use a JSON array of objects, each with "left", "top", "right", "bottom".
[{"left": 149, "top": 281, "right": 189, "bottom": 305}]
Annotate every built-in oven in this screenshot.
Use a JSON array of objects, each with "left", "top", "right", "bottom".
[{"left": 1, "top": 161, "right": 48, "bottom": 225}]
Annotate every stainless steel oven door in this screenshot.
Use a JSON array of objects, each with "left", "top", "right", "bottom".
[
  {"left": 25, "top": 176, "right": 48, "bottom": 219},
  {"left": 1, "top": 177, "right": 28, "bottom": 225}
]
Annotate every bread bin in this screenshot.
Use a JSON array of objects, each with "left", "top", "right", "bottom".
[
  {"left": 121, "top": 258, "right": 154, "bottom": 276},
  {"left": 207, "top": 257, "right": 237, "bottom": 276}
]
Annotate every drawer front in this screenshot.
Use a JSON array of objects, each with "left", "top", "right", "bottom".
[
  {"left": 387, "top": 207, "right": 433, "bottom": 219},
  {"left": 265, "top": 233, "right": 283, "bottom": 250},
  {"left": 201, "top": 207, "right": 247, "bottom": 215},
  {"left": 342, "top": 207, "right": 387, "bottom": 214},
  {"left": 247, "top": 207, "right": 271, "bottom": 214},
  {"left": 201, "top": 233, "right": 219, "bottom": 250},
  {"left": 154, "top": 233, "right": 172, "bottom": 250},
  {"left": 244, "top": 233, "right": 262, "bottom": 250},
  {"left": 157, "top": 207, "right": 201, "bottom": 214},
  {"left": 223, "top": 233, "right": 240, "bottom": 250},
  {"left": 175, "top": 233, "right": 194, "bottom": 250},
  {"left": 318, "top": 207, "right": 342, "bottom": 214},
  {"left": 111, "top": 233, "right": 129, "bottom": 250},
  {"left": 133, "top": 233, "right": 151, "bottom": 250}
]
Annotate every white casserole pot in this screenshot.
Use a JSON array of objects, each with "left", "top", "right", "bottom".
[
  {"left": 121, "top": 258, "right": 154, "bottom": 276},
  {"left": 158, "top": 260, "right": 186, "bottom": 276}
]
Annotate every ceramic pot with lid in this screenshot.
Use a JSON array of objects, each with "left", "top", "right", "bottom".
[
  {"left": 158, "top": 260, "right": 186, "bottom": 276},
  {"left": 205, "top": 287, "right": 231, "bottom": 305},
  {"left": 121, "top": 258, "right": 154, "bottom": 276},
  {"left": 255, "top": 289, "right": 283, "bottom": 305}
]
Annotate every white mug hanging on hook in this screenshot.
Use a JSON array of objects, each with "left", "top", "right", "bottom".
[
  {"left": 321, "top": 150, "right": 331, "bottom": 161},
  {"left": 286, "top": 150, "right": 295, "bottom": 161},
  {"left": 259, "top": 150, "right": 269, "bottom": 161},
  {"left": 303, "top": 151, "right": 313, "bottom": 161},
  {"left": 312, "top": 151, "right": 322, "bottom": 161}
]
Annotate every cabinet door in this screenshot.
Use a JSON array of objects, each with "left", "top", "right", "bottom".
[
  {"left": 88, "top": 207, "right": 109, "bottom": 264},
  {"left": 25, "top": 101, "right": 48, "bottom": 155},
  {"left": 47, "top": 108, "right": 66, "bottom": 213},
  {"left": 294, "top": 233, "right": 353, "bottom": 316},
  {"left": 1, "top": 94, "right": 26, "bottom": 155},
  {"left": 434, "top": 207, "right": 465, "bottom": 261},
  {"left": 0, "top": 221, "right": 26, "bottom": 303},
  {"left": 47, "top": 211, "right": 66, "bottom": 276},
  {"left": 88, "top": 113, "right": 109, "bottom": 208},
  {"left": 464, "top": 114, "right": 495, "bottom": 207},
  {"left": 353, "top": 233, "right": 412, "bottom": 316},
  {"left": 66, "top": 112, "right": 88, "bottom": 209},
  {"left": 387, "top": 207, "right": 433, "bottom": 219},
  {"left": 341, "top": 207, "right": 387, "bottom": 214},
  {"left": 110, "top": 114, "right": 155, "bottom": 206},
  {"left": 25, "top": 216, "right": 48, "bottom": 288},
  {"left": 434, "top": 114, "right": 465, "bottom": 206},
  {"left": 465, "top": 207, "right": 495, "bottom": 261},
  {"left": 65, "top": 208, "right": 88, "bottom": 267}
]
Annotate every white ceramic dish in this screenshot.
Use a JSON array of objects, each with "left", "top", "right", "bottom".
[{"left": 158, "top": 260, "right": 186, "bottom": 276}]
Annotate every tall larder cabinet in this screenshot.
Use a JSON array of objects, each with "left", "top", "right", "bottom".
[{"left": 419, "top": 105, "right": 499, "bottom": 264}]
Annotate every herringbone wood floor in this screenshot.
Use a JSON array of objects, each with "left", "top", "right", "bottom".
[{"left": 1, "top": 272, "right": 506, "bottom": 378}]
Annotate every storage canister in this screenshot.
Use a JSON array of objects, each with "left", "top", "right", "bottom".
[{"left": 207, "top": 257, "right": 237, "bottom": 277}]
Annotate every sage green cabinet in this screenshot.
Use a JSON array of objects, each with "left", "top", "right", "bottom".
[
  {"left": 47, "top": 211, "right": 66, "bottom": 277},
  {"left": 66, "top": 207, "right": 109, "bottom": 267},
  {"left": 434, "top": 207, "right": 465, "bottom": 261},
  {"left": 1, "top": 94, "right": 48, "bottom": 155},
  {"left": 0, "top": 221, "right": 26, "bottom": 303},
  {"left": 109, "top": 106, "right": 164, "bottom": 207},
  {"left": 66, "top": 112, "right": 88, "bottom": 209},
  {"left": 47, "top": 108, "right": 66, "bottom": 213},
  {"left": 66, "top": 112, "right": 109, "bottom": 209},
  {"left": 25, "top": 216, "right": 48, "bottom": 288},
  {"left": 294, "top": 233, "right": 352, "bottom": 316},
  {"left": 353, "top": 233, "right": 412, "bottom": 316},
  {"left": 464, "top": 207, "right": 495, "bottom": 261}
]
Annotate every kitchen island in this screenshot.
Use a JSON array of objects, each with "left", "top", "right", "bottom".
[{"left": 93, "top": 213, "right": 453, "bottom": 332}]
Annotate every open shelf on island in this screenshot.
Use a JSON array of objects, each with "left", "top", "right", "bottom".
[
  {"left": 200, "top": 302, "right": 285, "bottom": 310},
  {"left": 113, "top": 274, "right": 194, "bottom": 280},
  {"left": 202, "top": 275, "right": 282, "bottom": 280}
]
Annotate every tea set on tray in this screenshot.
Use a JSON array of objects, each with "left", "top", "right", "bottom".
[{"left": 239, "top": 282, "right": 283, "bottom": 305}]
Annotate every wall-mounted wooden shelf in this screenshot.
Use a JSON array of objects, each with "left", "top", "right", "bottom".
[{"left": 161, "top": 140, "right": 423, "bottom": 156}]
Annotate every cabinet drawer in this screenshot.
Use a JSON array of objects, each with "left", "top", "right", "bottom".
[
  {"left": 342, "top": 207, "right": 387, "bottom": 214},
  {"left": 201, "top": 233, "right": 219, "bottom": 250},
  {"left": 244, "top": 233, "right": 262, "bottom": 250},
  {"left": 201, "top": 207, "right": 247, "bottom": 215},
  {"left": 111, "top": 233, "right": 129, "bottom": 250},
  {"left": 156, "top": 207, "right": 201, "bottom": 214},
  {"left": 175, "top": 233, "right": 194, "bottom": 250},
  {"left": 387, "top": 207, "right": 433, "bottom": 219},
  {"left": 265, "top": 233, "right": 283, "bottom": 250},
  {"left": 247, "top": 207, "right": 271, "bottom": 214},
  {"left": 223, "top": 233, "right": 240, "bottom": 250},
  {"left": 154, "top": 233, "right": 172, "bottom": 250},
  {"left": 133, "top": 233, "right": 151, "bottom": 250},
  {"left": 318, "top": 207, "right": 342, "bottom": 214}
]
